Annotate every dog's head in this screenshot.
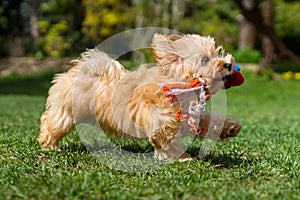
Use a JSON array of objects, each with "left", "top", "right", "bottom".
[{"left": 152, "top": 33, "right": 236, "bottom": 93}]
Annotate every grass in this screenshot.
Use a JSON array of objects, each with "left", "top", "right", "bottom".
[{"left": 0, "top": 70, "right": 300, "bottom": 199}]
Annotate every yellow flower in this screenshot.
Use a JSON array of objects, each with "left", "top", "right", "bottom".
[
  {"left": 282, "top": 71, "right": 293, "bottom": 80},
  {"left": 294, "top": 72, "right": 300, "bottom": 80}
]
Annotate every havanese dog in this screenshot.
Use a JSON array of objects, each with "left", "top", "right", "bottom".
[{"left": 38, "top": 33, "right": 244, "bottom": 161}]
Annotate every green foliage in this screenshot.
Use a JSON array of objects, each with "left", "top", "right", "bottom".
[
  {"left": 233, "top": 47, "right": 262, "bottom": 64},
  {"left": 37, "top": 20, "right": 49, "bottom": 35},
  {"left": 275, "top": 0, "right": 300, "bottom": 55},
  {"left": 0, "top": 7, "right": 8, "bottom": 30},
  {"left": 43, "top": 21, "right": 71, "bottom": 57},
  {"left": 33, "top": 0, "right": 86, "bottom": 57},
  {"left": 178, "top": 0, "right": 239, "bottom": 51},
  {"left": 82, "top": 0, "right": 132, "bottom": 42},
  {"left": 1, "top": 0, "right": 300, "bottom": 60},
  {"left": 271, "top": 59, "right": 299, "bottom": 73},
  {"left": 36, "top": 20, "right": 72, "bottom": 57},
  {"left": 261, "top": 68, "right": 275, "bottom": 81},
  {"left": 0, "top": 71, "right": 300, "bottom": 199},
  {"left": 275, "top": 0, "right": 300, "bottom": 37}
]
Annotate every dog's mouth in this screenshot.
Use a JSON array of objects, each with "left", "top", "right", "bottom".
[
  {"left": 214, "top": 76, "right": 226, "bottom": 82},
  {"left": 221, "top": 75, "right": 230, "bottom": 82},
  {"left": 208, "top": 75, "right": 227, "bottom": 86},
  {"left": 206, "top": 69, "right": 244, "bottom": 93},
  {"left": 208, "top": 63, "right": 234, "bottom": 83}
]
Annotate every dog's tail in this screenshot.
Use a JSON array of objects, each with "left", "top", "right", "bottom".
[{"left": 71, "top": 48, "right": 127, "bottom": 81}]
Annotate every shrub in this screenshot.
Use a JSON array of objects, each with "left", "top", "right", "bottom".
[{"left": 233, "top": 47, "right": 262, "bottom": 64}]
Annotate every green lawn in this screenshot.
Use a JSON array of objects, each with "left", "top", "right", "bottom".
[{"left": 0, "top": 70, "right": 300, "bottom": 199}]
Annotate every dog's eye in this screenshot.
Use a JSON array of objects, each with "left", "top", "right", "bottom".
[{"left": 201, "top": 56, "right": 210, "bottom": 65}]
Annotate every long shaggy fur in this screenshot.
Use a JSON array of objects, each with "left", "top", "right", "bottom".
[{"left": 38, "top": 33, "right": 242, "bottom": 160}]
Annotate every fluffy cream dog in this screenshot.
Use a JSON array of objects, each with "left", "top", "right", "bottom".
[{"left": 38, "top": 33, "right": 242, "bottom": 160}]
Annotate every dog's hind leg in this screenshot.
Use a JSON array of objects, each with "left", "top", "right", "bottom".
[
  {"left": 38, "top": 109, "right": 74, "bottom": 149},
  {"left": 38, "top": 68, "right": 77, "bottom": 149}
]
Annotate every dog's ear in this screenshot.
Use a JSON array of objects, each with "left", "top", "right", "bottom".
[{"left": 152, "top": 33, "right": 200, "bottom": 67}]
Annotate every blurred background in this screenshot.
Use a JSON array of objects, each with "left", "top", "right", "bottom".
[{"left": 0, "top": 0, "right": 300, "bottom": 76}]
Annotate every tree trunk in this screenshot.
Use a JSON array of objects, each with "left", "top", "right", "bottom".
[
  {"left": 237, "top": 0, "right": 256, "bottom": 49},
  {"left": 234, "top": 0, "right": 300, "bottom": 69},
  {"left": 261, "top": 0, "right": 276, "bottom": 68},
  {"left": 4, "top": 1, "right": 25, "bottom": 57},
  {"left": 29, "top": 0, "right": 39, "bottom": 43},
  {"left": 171, "top": 0, "right": 186, "bottom": 30},
  {"left": 8, "top": 36, "right": 24, "bottom": 57}
]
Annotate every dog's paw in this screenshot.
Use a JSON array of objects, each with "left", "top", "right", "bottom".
[
  {"left": 220, "top": 121, "right": 242, "bottom": 140},
  {"left": 178, "top": 153, "right": 198, "bottom": 162}
]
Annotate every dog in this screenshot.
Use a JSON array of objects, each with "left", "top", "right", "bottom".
[{"left": 38, "top": 33, "right": 243, "bottom": 161}]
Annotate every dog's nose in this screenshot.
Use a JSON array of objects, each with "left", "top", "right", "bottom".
[{"left": 224, "top": 63, "right": 232, "bottom": 71}]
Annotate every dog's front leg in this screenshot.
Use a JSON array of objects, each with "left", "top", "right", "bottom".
[
  {"left": 153, "top": 141, "right": 196, "bottom": 162},
  {"left": 152, "top": 137, "right": 184, "bottom": 160},
  {"left": 150, "top": 128, "right": 195, "bottom": 161}
]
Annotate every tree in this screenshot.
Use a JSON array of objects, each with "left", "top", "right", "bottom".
[
  {"left": 234, "top": 0, "right": 300, "bottom": 69},
  {"left": 37, "top": 0, "right": 85, "bottom": 57},
  {"left": 0, "top": 0, "right": 25, "bottom": 57},
  {"left": 261, "top": 0, "right": 276, "bottom": 68},
  {"left": 82, "top": 0, "right": 133, "bottom": 44},
  {"left": 177, "top": 0, "right": 239, "bottom": 51},
  {"left": 29, "top": 0, "right": 39, "bottom": 48},
  {"left": 237, "top": 0, "right": 256, "bottom": 49}
]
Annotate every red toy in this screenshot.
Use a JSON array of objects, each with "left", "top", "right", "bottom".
[{"left": 159, "top": 64, "right": 245, "bottom": 133}]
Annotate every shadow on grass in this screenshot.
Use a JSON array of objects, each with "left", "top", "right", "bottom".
[
  {"left": 202, "top": 154, "right": 253, "bottom": 169},
  {"left": 60, "top": 138, "right": 255, "bottom": 169},
  {"left": 187, "top": 146, "right": 256, "bottom": 169},
  {"left": 0, "top": 70, "right": 59, "bottom": 95},
  {"left": 60, "top": 143, "right": 90, "bottom": 153},
  {"left": 57, "top": 134, "right": 153, "bottom": 154}
]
